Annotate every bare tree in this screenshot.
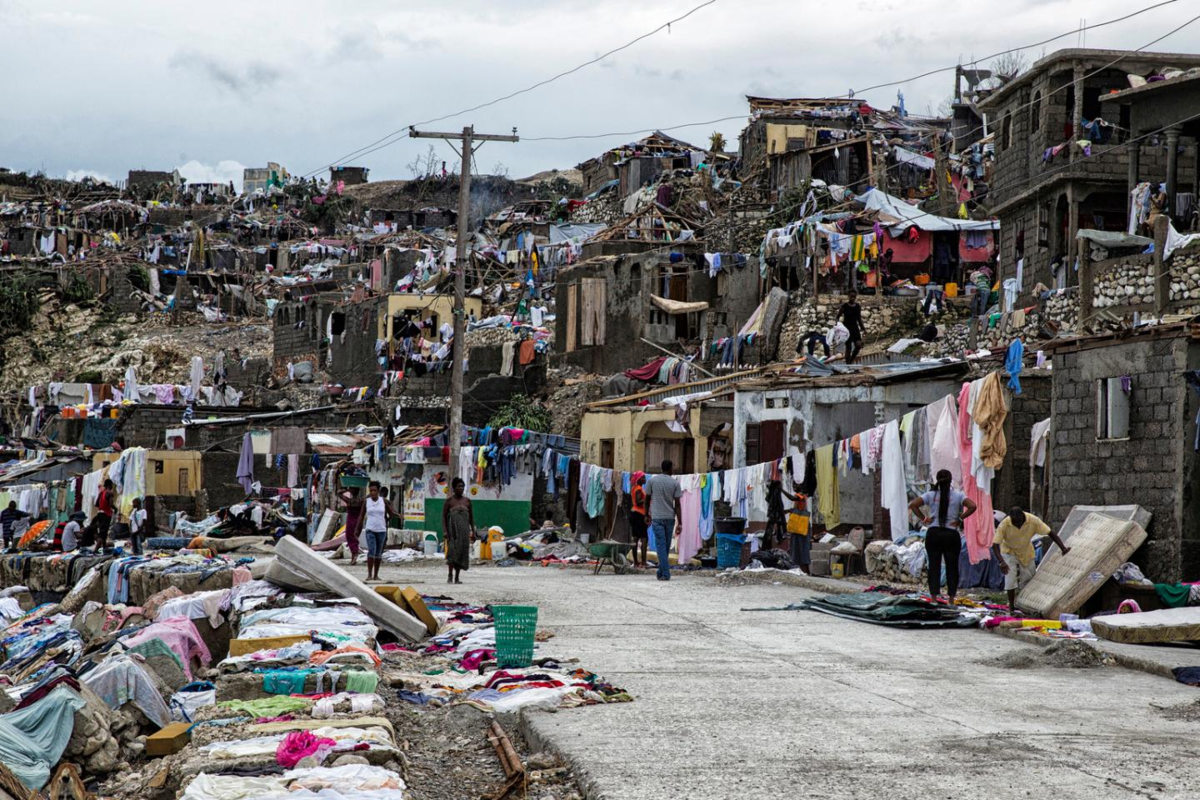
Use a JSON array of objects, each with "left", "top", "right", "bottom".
[
  {"left": 989, "top": 52, "right": 1029, "bottom": 86},
  {"left": 406, "top": 145, "right": 440, "bottom": 179}
]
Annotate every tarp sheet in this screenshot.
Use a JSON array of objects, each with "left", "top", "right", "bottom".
[
  {"left": 549, "top": 223, "right": 606, "bottom": 243},
  {"left": 1076, "top": 229, "right": 1153, "bottom": 248},
  {"left": 801, "top": 592, "right": 978, "bottom": 627},
  {"left": 0, "top": 685, "right": 86, "bottom": 789},
  {"left": 858, "top": 189, "right": 1000, "bottom": 235}
]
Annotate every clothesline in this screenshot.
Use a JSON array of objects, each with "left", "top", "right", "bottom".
[{"left": 559, "top": 369, "right": 1012, "bottom": 564}]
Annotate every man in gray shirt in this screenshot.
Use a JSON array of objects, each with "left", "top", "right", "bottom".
[{"left": 644, "top": 460, "right": 683, "bottom": 581}]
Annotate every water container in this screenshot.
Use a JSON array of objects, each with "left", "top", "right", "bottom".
[{"left": 423, "top": 533, "right": 438, "bottom": 557}]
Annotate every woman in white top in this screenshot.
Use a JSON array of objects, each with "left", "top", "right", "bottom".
[
  {"left": 907, "top": 469, "right": 977, "bottom": 602},
  {"left": 363, "top": 481, "right": 399, "bottom": 582}
]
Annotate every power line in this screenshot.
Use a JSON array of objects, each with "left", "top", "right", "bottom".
[
  {"left": 847, "top": 0, "right": 1180, "bottom": 97},
  {"left": 300, "top": 0, "right": 720, "bottom": 178},
  {"left": 523, "top": 115, "right": 747, "bottom": 142},
  {"left": 514, "top": 1, "right": 1182, "bottom": 146}
]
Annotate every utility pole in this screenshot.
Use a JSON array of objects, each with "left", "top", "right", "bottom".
[
  {"left": 409, "top": 125, "right": 518, "bottom": 471},
  {"left": 933, "top": 133, "right": 953, "bottom": 218}
]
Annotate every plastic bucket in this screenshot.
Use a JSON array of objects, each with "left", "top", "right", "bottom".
[
  {"left": 423, "top": 533, "right": 438, "bottom": 557},
  {"left": 493, "top": 605, "right": 538, "bottom": 668}
]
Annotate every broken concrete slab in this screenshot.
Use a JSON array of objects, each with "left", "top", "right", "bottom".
[{"left": 272, "top": 536, "right": 426, "bottom": 642}]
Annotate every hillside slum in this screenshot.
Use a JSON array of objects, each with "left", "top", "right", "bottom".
[{"left": 2, "top": 48, "right": 1200, "bottom": 793}]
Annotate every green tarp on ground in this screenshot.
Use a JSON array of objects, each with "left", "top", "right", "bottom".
[
  {"left": 801, "top": 592, "right": 978, "bottom": 628},
  {"left": 0, "top": 685, "right": 85, "bottom": 789}
]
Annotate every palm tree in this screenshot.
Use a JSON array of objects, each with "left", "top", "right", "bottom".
[{"left": 709, "top": 131, "right": 727, "bottom": 155}]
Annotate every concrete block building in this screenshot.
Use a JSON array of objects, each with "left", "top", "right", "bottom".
[
  {"left": 1044, "top": 325, "right": 1200, "bottom": 582},
  {"left": 980, "top": 49, "right": 1200, "bottom": 302}
]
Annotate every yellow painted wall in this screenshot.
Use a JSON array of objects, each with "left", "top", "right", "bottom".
[
  {"left": 580, "top": 406, "right": 706, "bottom": 473},
  {"left": 381, "top": 294, "right": 485, "bottom": 340},
  {"left": 766, "top": 123, "right": 811, "bottom": 155},
  {"left": 93, "top": 451, "right": 203, "bottom": 496}
]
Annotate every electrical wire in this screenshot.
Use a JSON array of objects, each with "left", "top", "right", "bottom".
[
  {"left": 300, "top": 0, "right": 720, "bottom": 178},
  {"left": 514, "top": 1, "right": 1183, "bottom": 145},
  {"left": 847, "top": 0, "right": 1180, "bottom": 97}
]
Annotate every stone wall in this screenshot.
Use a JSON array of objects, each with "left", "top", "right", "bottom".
[
  {"left": 779, "top": 293, "right": 970, "bottom": 358},
  {"left": 1049, "top": 336, "right": 1189, "bottom": 581}
]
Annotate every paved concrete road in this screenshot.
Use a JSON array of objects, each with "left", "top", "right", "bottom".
[{"left": 371, "top": 562, "right": 1200, "bottom": 800}]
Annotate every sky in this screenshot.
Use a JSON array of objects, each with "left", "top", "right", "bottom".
[{"left": 4, "top": 0, "right": 1199, "bottom": 191}]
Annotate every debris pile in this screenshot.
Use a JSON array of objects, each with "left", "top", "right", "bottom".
[{"left": 0, "top": 534, "right": 626, "bottom": 799}]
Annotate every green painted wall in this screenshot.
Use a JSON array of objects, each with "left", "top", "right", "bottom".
[{"left": 406, "top": 498, "right": 531, "bottom": 539}]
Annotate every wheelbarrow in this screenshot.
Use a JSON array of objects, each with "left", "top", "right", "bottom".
[{"left": 588, "top": 540, "right": 634, "bottom": 575}]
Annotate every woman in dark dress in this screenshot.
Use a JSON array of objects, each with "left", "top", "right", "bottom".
[{"left": 442, "top": 478, "right": 475, "bottom": 584}]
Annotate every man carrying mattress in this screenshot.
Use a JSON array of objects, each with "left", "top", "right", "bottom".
[{"left": 992, "top": 506, "right": 1071, "bottom": 614}]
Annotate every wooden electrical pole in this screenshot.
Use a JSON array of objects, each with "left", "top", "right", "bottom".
[
  {"left": 934, "top": 134, "right": 953, "bottom": 218},
  {"left": 409, "top": 125, "right": 518, "bottom": 470}
]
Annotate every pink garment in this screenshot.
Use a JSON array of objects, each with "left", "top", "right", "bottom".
[
  {"left": 276, "top": 730, "right": 337, "bottom": 768},
  {"left": 928, "top": 396, "right": 961, "bottom": 488},
  {"left": 232, "top": 566, "right": 252, "bottom": 585},
  {"left": 122, "top": 616, "right": 212, "bottom": 679},
  {"left": 677, "top": 483, "right": 703, "bottom": 564},
  {"left": 957, "top": 385, "right": 995, "bottom": 564},
  {"left": 153, "top": 384, "right": 175, "bottom": 404}
]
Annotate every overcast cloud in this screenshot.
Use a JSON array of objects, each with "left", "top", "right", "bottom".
[{"left": 4, "top": 0, "right": 1199, "bottom": 187}]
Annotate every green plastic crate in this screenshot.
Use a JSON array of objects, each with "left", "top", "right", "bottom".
[{"left": 492, "top": 605, "right": 538, "bottom": 668}]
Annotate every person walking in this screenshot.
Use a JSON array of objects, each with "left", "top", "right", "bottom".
[
  {"left": 442, "top": 478, "right": 475, "bottom": 585},
  {"left": 0, "top": 501, "right": 30, "bottom": 550},
  {"left": 908, "top": 469, "right": 977, "bottom": 602},
  {"left": 644, "top": 460, "right": 682, "bottom": 582},
  {"left": 336, "top": 485, "right": 365, "bottom": 566},
  {"left": 992, "top": 506, "right": 1071, "bottom": 614},
  {"left": 94, "top": 479, "right": 116, "bottom": 550},
  {"left": 362, "top": 481, "right": 399, "bottom": 583},
  {"left": 836, "top": 291, "right": 865, "bottom": 364},
  {"left": 129, "top": 498, "right": 148, "bottom": 556},
  {"left": 628, "top": 472, "right": 649, "bottom": 569}
]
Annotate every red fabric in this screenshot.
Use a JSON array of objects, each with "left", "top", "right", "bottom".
[
  {"left": 882, "top": 230, "right": 932, "bottom": 264},
  {"left": 624, "top": 356, "right": 667, "bottom": 382},
  {"left": 958, "top": 232, "right": 995, "bottom": 263},
  {"left": 518, "top": 340, "right": 536, "bottom": 365}
]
